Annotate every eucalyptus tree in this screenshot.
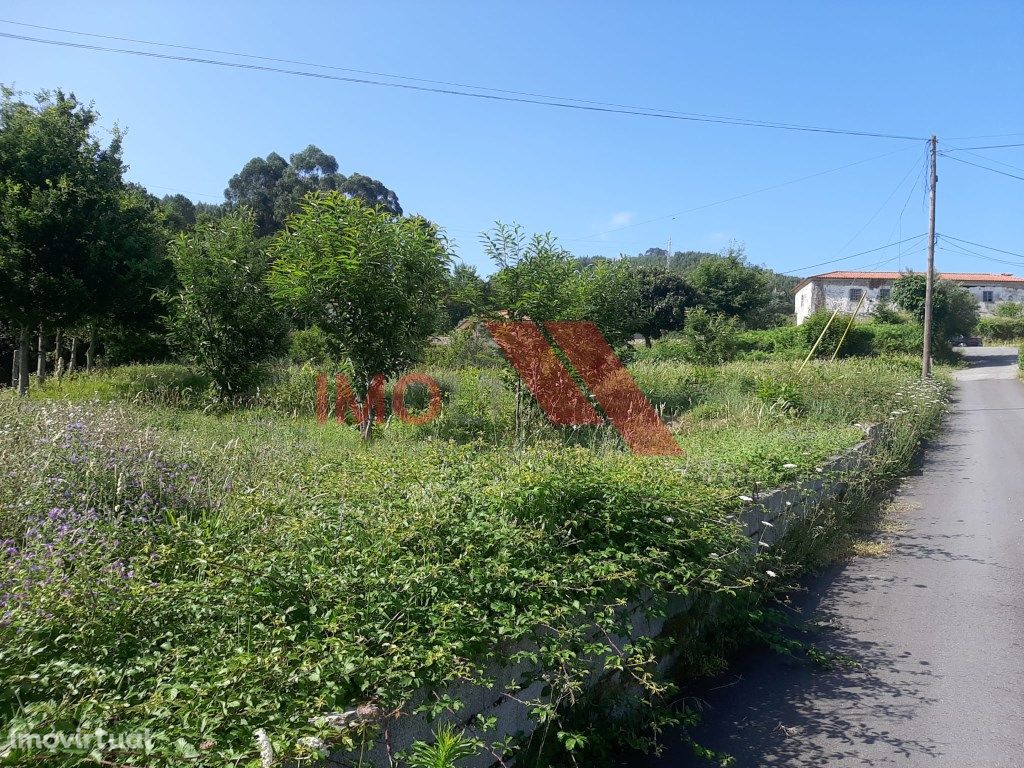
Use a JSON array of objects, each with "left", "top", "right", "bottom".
[{"left": 225, "top": 145, "right": 402, "bottom": 236}]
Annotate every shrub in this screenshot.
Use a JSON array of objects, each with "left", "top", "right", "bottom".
[
  {"left": 800, "top": 310, "right": 873, "bottom": 358},
  {"left": 869, "top": 322, "right": 922, "bottom": 356},
  {"left": 736, "top": 325, "right": 805, "bottom": 359},
  {"left": 754, "top": 379, "right": 807, "bottom": 416},
  {"left": 664, "top": 308, "right": 740, "bottom": 365},
  {"left": 288, "top": 325, "right": 338, "bottom": 367},
  {"left": 421, "top": 326, "right": 505, "bottom": 368},
  {"left": 994, "top": 301, "right": 1024, "bottom": 318},
  {"left": 977, "top": 316, "right": 1024, "bottom": 341}
]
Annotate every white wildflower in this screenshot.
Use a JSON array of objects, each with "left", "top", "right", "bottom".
[
  {"left": 739, "top": 494, "right": 754, "bottom": 502},
  {"left": 783, "top": 463, "right": 798, "bottom": 469},
  {"left": 664, "top": 516, "right": 674, "bottom": 523},
  {"left": 766, "top": 570, "right": 778, "bottom": 578}
]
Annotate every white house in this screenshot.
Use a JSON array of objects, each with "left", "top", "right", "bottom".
[{"left": 793, "top": 270, "right": 1024, "bottom": 325}]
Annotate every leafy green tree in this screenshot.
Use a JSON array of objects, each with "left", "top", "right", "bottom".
[
  {"left": 687, "top": 246, "right": 772, "bottom": 327},
  {"left": 442, "top": 263, "right": 487, "bottom": 330},
  {"left": 164, "top": 209, "right": 287, "bottom": 397},
  {"left": 633, "top": 265, "right": 697, "bottom": 347},
  {"left": 268, "top": 192, "right": 449, "bottom": 416},
  {"left": 90, "top": 184, "right": 175, "bottom": 365},
  {"left": 0, "top": 88, "right": 156, "bottom": 394},
  {"left": 891, "top": 272, "right": 979, "bottom": 341},
  {"left": 577, "top": 259, "right": 642, "bottom": 346},
  {"left": 160, "top": 193, "right": 197, "bottom": 234},
  {"left": 225, "top": 146, "right": 401, "bottom": 236},
  {"left": 484, "top": 222, "right": 584, "bottom": 321}
]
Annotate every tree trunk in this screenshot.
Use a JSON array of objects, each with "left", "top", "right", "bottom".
[
  {"left": 644, "top": 335, "right": 653, "bottom": 348},
  {"left": 69, "top": 337, "right": 78, "bottom": 373},
  {"left": 11, "top": 349, "right": 17, "bottom": 388},
  {"left": 18, "top": 328, "right": 30, "bottom": 397},
  {"left": 36, "top": 326, "right": 46, "bottom": 385},
  {"left": 85, "top": 325, "right": 95, "bottom": 373},
  {"left": 54, "top": 330, "right": 64, "bottom": 379}
]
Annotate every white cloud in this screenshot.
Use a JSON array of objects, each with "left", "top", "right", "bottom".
[{"left": 608, "top": 211, "right": 635, "bottom": 228}]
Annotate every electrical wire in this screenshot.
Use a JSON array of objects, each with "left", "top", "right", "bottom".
[
  {"left": 782, "top": 233, "right": 927, "bottom": 276},
  {"left": 939, "top": 152, "right": 1024, "bottom": 182},
  {"left": 566, "top": 144, "right": 920, "bottom": 243},
  {"left": 939, "top": 235, "right": 1024, "bottom": 260},
  {"left": 0, "top": 17, "right": 911, "bottom": 131},
  {"left": 936, "top": 240, "right": 1023, "bottom": 268},
  {"left": 945, "top": 142, "right": 1024, "bottom": 151},
  {"left": 0, "top": 29, "right": 928, "bottom": 141},
  {"left": 939, "top": 141, "right": 1024, "bottom": 174}
]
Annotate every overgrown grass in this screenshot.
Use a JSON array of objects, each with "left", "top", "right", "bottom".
[{"left": 1, "top": 356, "right": 950, "bottom": 767}]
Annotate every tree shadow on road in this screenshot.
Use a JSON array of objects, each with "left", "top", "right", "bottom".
[{"left": 626, "top": 566, "right": 947, "bottom": 767}]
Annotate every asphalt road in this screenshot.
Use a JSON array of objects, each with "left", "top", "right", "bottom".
[{"left": 625, "top": 346, "right": 1024, "bottom": 768}]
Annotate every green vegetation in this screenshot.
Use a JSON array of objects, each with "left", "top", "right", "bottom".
[
  {"left": 2, "top": 355, "right": 948, "bottom": 767},
  {"left": 978, "top": 315, "right": 1024, "bottom": 343},
  {"left": 0, "top": 83, "right": 958, "bottom": 768},
  {"left": 891, "top": 272, "right": 979, "bottom": 341},
  {"left": 164, "top": 210, "right": 289, "bottom": 396}
]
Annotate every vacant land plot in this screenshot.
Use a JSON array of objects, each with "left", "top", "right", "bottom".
[{"left": 0, "top": 357, "right": 947, "bottom": 766}]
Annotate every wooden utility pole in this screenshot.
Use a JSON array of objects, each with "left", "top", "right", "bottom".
[{"left": 921, "top": 135, "right": 938, "bottom": 378}]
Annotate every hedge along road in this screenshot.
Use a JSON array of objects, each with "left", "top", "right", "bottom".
[{"left": 625, "top": 346, "right": 1024, "bottom": 768}]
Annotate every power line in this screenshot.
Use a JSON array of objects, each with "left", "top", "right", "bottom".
[
  {"left": 828, "top": 150, "right": 925, "bottom": 258},
  {"left": 0, "top": 29, "right": 928, "bottom": 141},
  {"left": 945, "top": 132, "right": 1024, "bottom": 141},
  {"left": 939, "top": 234, "right": 1024, "bottom": 260},
  {"left": 0, "top": 17, "right": 916, "bottom": 132},
  {"left": 940, "top": 141, "right": 1024, "bottom": 174},
  {"left": 782, "top": 233, "right": 927, "bottom": 276},
  {"left": 935, "top": 240, "right": 1023, "bottom": 268},
  {"left": 939, "top": 152, "right": 1024, "bottom": 182},
  {"left": 945, "top": 142, "right": 1024, "bottom": 150},
  {"left": 566, "top": 144, "right": 919, "bottom": 243}
]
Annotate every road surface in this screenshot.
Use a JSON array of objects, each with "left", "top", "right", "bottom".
[{"left": 626, "top": 346, "right": 1024, "bottom": 768}]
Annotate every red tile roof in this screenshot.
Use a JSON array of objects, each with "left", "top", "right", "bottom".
[{"left": 794, "top": 270, "right": 1024, "bottom": 292}]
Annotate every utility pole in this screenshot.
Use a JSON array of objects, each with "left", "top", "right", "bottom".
[
  {"left": 666, "top": 234, "right": 672, "bottom": 270},
  {"left": 921, "top": 135, "right": 938, "bottom": 378}
]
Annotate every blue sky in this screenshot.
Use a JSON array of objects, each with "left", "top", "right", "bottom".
[{"left": 2, "top": 1, "right": 1022, "bottom": 276}]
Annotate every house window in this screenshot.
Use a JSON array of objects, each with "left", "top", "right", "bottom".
[
  {"left": 879, "top": 287, "right": 891, "bottom": 300},
  {"left": 848, "top": 288, "right": 863, "bottom": 301},
  {"left": 982, "top": 290, "right": 994, "bottom": 303}
]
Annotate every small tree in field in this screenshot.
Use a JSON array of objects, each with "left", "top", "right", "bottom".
[
  {"left": 633, "top": 265, "right": 697, "bottom": 347},
  {"left": 268, "top": 192, "right": 450, "bottom": 424},
  {"left": 891, "top": 272, "right": 979, "bottom": 341},
  {"left": 483, "top": 222, "right": 585, "bottom": 321},
  {"left": 164, "top": 210, "right": 287, "bottom": 397}
]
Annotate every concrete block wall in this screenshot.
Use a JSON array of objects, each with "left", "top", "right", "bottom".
[{"left": 327, "top": 424, "right": 883, "bottom": 767}]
